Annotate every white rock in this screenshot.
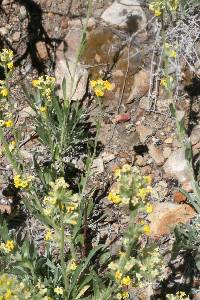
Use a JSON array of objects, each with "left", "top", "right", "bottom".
[
  {"left": 0, "top": 27, "right": 8, "bottom": 36},
  {"left": 163, "top": 149, "right": 192, "bottom": 186},
  {"left": 101, "top": 1, "right": 146, "bottom": 30}
]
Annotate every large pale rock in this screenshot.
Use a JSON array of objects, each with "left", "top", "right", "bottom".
[
  {"left": 163, "top": 149, "right": 192, "bottom": 189},
  {"left": 101, "top": 1, "right": 147, "bottom": 31},
  {"left": 55, "top": 27, "right": 88, "bottom": 101},
  {"left": 148, "top": 202, "right": 196, "bottom": 237}
]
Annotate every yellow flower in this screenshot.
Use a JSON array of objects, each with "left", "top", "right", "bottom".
[
  {"left": 121, "top": 276, "right": 131, "bottom": 286},
  {"left": 137, "top": 188, "right": 149, "bottom": 200},
  {"left": 39, "top": 106, "right": 47, "bottom": 113},
  {"left": 4, "top": 289, "right": 12, "bottom": 300},
  {"left": 160, "top": 78, "right": 167, "bottom": 87},
  {"left": 143, "top": 224, "right": 151, "bottom": 235},
  {"left": 5, "top": 240, "right": 14, "bottom": 252},
  {"left": 44, "top": 230, "right": 52, "bottom": 241},
  {"left": 70, "top": 259, "right": 77, "bottom": 271},
  {"left": 107, "top": 192, "right": 121, "bottom": 204},
  {"left": 143, "top": 175, "right": 152, "bottom": 185},
  {"left": 94, "top": 88, "right": 104, "bottom": 97},
  {"left": 122, "top": 291, "right": 129, "bottom": 299},
  {"left": 7, "top": 62, "right": 14, "bottom": 70},
  {"left": 104, "top": 80, "right": 112, "bottom": 90},
  {"left": 154, "top": 9, "right": 161, "bottom": 16},
  {"left": 13, "top": 174, "right": 32, "bottom": 189},
  {"left": 66, "top": 205, "right": 76, "bottom": 213},
  {"left": 115, "top": 271, "right": 122, "bottom": 281},
  {"left": 54, "top": 286, "right": 63, "bottom": 295},
  {"left": 90, "top": 80, "right": 97, "bottom": 88},
  {"left": 145, "top": 203, "right": 153, "bottom": 214},
  {"left": 121, "top": 164, "right": 131, "bottom": 173},
  {"left": 32, "top": 79, "right": 40, "bottom": 87},
  {"left": 169, "top": 50, "right": 177, "bottom": 58},
  {"left": 1, "top": 88, "right": 9, "bottom": 97},
  {"left": 4, "top": 120, "right": 13, "bottom": 128},
  {"left": 69, "top": 219, "right": 77, "bottom": 225},
  {"left": 114, "top": 168, "right": 121, "bottom": 177}
]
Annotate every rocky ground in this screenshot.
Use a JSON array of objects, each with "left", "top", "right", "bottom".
[{"left": 0, "top": 0, "right": 200, "bottom": 298}]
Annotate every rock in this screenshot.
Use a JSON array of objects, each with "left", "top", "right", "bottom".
[
  {"left": 92, "top": 158, "right": 104, "bottom": 173},
  {"left": 163, "top": 149, "right": 193, "bottom": 188},
  {"left": 173, "top": 191, "right": 187, "bottom": 204},
  {"left": 12, "top": 31, "right": 21, "bottom": 42},
  {"left": 0, "top": 27, "right": 8, "bottom": 36},
  {"left": 55, "top": 27, "right": 88, "bottom": 101},
  {"left": 164, "top": 137, "right": 173, "bottom": 144},
  {"left": 101, "top": 1, "right": 147, "bottom": 31},
  {"left": 60, "top": 16, "right": 69, "bottom": 29},
  {"left": 190, "top": 125, "right": 200, "bottom": 146},
  {"left": 113, "top": 113, "right": 131, "bottom": 124},
  {"left": 139, "top": 97, "right": 150, "bottom": 110},
  {"left": 36, "top": 41, "right": 49, "bottom": 61},
  {"left": 163, "top": 147, "right": 171, "bottom": 159},
  {"left": 135, "top": 155, "right": 146, "bottom": 167},
  {"left": 87, "top": 17, "right": 96, "bottom": 30},
  {"left": 148, "top": 202, "right": 196, "bottom": 237},
  {"left": 19, "top": 5, "right": 27, "bottom": 19},
  {"left": 101, "top": 152, "right": 115, "bottom": 163},
  {"left": 127, "top": 70, "right": 150, "bottom": 102},
  {"left": 148, "top": 144, "right": 165, "bottom": 166},
  {"left": 112, "top": 69, "right": 124, "bottom": 78},
  {"left": 136, "top": 125, "right": 153, "bottom": 143}
]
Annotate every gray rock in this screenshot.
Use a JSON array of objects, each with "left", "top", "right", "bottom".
[{"left": 101, "top": 1, "right": 147, "bottom": 30}]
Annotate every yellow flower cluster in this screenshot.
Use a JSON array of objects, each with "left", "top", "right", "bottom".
[
  {"left": 0, "top": 240, "right": 14, "bottom": 253},
  {"left": 0, "top": 81, "right": 9, "bottom": 98},
  {"left": 149, "top": 2, "right": 162, "bottom": 16},
  {"left": 13, "top": 174, "right": 33, "bottom": 189},
  {"left": 0, "top": 49, "right": 14, "bottom": 71},
  {"left": 149, "top": 0, "right": 179, "bottom": 16},
  {"left": 69, "top": 259, "right": 78, "bottom": 271},
  {"left": 164, "top": 43, "right": 177, "bottom": 58},
  {"left": 0, "top": 274, "right": 31, "bottom": 300},
  {"left": 32, "top": 75, "right": 55, "bottom": 101},
  {"left": 43, "top": 178, "right": 80, "bottom": 226},
  {"left": 166, "top": 291, "right": 189, "bottom": 300},
  {"left": 0, "top": 119, "right": 13, "bottom": 128},
  {"left": 107, "top": 164, "right": 152, "bottom": 207},
  {"left": 90, "top": 79, "right": 112, "bottom": 97},
  {"left": 44, "top": 230, "right": 52, "bottom": 241},
  {"left": 54, "top": 286, "right": 63, "bottom": 295}
]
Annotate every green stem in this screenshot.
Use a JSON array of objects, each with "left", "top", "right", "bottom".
[{"left": 60, "top": 208, "right": 68, "bottom": 299}]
